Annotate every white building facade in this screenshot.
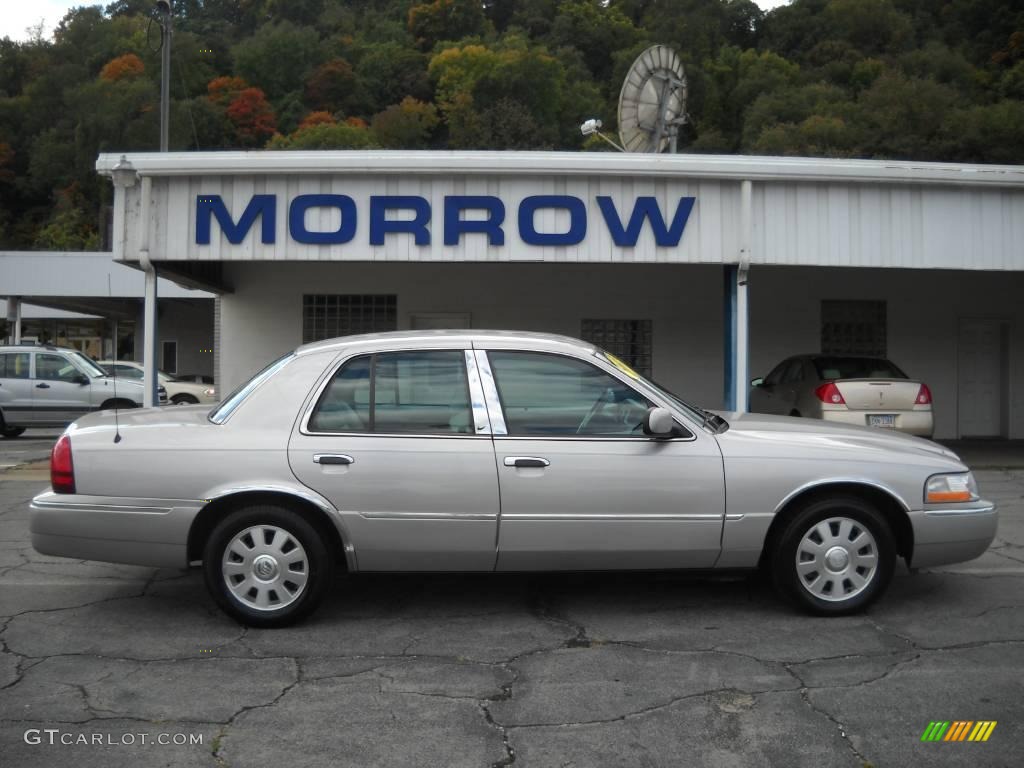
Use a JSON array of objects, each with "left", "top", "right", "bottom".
[{"left": 97, "top": 151, "right": 1024, "bottom": 439}]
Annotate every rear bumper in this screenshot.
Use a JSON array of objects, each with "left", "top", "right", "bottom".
[
  {"left": 821, "top": 409, "right": 933, "bottom": 437},
  {"left": 30, "top": 491, "right": 203, "bottom": 568},
  {"left": 909, "top": 500, "right": 998, "bottom": 569}
]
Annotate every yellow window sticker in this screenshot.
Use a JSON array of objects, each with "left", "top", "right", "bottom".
[{"left": 603, "top": 353, "right": 641, "bottom": 380}]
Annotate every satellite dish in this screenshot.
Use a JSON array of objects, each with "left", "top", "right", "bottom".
[{"left": 618, "top": 45, "right": 688, "bottom": 153}]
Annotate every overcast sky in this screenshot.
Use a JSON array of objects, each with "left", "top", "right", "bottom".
[{"left": 1, "top": 1, "right": 794, "bottom": 42}]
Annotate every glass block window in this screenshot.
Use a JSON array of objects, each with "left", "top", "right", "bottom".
[
  {"left": 581, "top": 319, "right": 653, "bottom": 376},
  {"left": 820, "top": 300, "right": 887, "bottom": 357},
  {"left": 302, "top": 295, "right": 397, "bottom": 343}
]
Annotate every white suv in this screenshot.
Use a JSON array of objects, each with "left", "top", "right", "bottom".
[{"left": 0, "top": 345, "right": 166, "bottom": 438}]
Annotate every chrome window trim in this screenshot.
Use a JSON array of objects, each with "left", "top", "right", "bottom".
[
  {"left": 473, "top": 349, "right": 507, "bottom": 436},
  {"left": 300, "top": 347, "right": 483, "bottom": 439},
  {"left": 477, "top": 348, "right": 697, "bottom": 442},
  {"left": 465, "top": 349, "right": 492, "bottom": 436},
  {"left": 493, "top": 434, "right": 695, "bottom": 443}
]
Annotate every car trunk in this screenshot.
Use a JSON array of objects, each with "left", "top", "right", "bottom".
[{"left": 833, "top": 379, "right": 921, "bottom": 411}]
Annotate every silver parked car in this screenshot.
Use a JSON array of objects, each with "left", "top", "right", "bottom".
[
  {"left": 31, "top": 331, "right": 996, "bottom": 627},
  {"left": 0, "top": 344, "right": 166, "bottom": 437},
  {"left": 750, "top": 354, "right": 934, "bottom": 437}
]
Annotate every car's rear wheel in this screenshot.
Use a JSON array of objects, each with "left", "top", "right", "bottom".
[
  {"left": 772, "top": 496, "right": 895, "bottom": 615},
  {"left": 171, "top": 394, "right": 199, "bottom": 405},
  {"left": 203, "top": 505, "right": 331, "bottom": 627}
]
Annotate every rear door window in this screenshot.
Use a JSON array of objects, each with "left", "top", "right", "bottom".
[
  {"left": 308, "top": 350, "right": 472, "bottom": 435},
  {"left": 0, "top": 353, "right": 30, "bottom": 379}
]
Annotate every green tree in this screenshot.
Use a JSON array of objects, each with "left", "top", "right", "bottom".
[
  {"left": 408, "top": 0, "right": 490, "bottom": 51},
  {"left": 267, "top": 121, "right": 378, "bottom": 149},
  {"left": 548, "top": 1, "right": 640, "bottom": 82},
  {"left": 232, "top": 21, "right": 324, "bottom": 101},
  {"left": 371, "top": 97, "right": 440, "bottom": 148}
]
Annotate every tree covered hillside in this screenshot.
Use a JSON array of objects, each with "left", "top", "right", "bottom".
[{"left": 0, "top": 0, "right": 1022, "bottom": 249}]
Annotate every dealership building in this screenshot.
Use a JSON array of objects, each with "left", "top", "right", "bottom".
[{"left": 70, "top": 150, "right": 1024, "bottom": 439}]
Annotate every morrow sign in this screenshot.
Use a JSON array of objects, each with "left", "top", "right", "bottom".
[{"left": 196, "top": 194, "right": 697, "bottom": 248}]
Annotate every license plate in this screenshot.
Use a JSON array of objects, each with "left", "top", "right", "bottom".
[{"left": 868, "top": 414, "right": 896, "bottom": 428}]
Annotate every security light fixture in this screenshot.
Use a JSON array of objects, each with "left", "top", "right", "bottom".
[{"left": 580, "top": 118, "right": 626, "bottom": 152}]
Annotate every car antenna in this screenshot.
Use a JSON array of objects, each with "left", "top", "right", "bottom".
[{"left": 108, "top": 275, "right": 122, "bottom": 444}]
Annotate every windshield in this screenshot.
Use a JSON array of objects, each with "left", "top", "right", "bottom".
[
  {"left": 209, "top": 352, "right": 295, "bottom": 424},
  {"left": 70, "top": 351, "right": 109, "bottom": 378},
  {"left": 594, "top": 350, "right": 709, "bottom": 426}
]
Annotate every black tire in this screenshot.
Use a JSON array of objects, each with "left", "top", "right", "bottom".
[
  {"left": 772, "top": 496, "right": 895, "bottom": 616},
  {"left": 1, "top": 424, "right": 25, "bottom": 438},
  {"left": 171, "top": 394, "right": 199, "bottom": 405},
  {"left": 203, "top": 505, "right": 332, "bottom": 627}
]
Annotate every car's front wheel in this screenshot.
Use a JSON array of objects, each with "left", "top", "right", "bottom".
[
  {"left": 203, "top": 505, "right": 332, "bottom": 627},
  {"left": 772, "top": 496, "right": 895, "bottom": 615},
  {"left": 1, "top": 424, "right": 25, "bottom": 438},
  {"left": 171, "top": 394, "right": 199, "bottom": 405}
]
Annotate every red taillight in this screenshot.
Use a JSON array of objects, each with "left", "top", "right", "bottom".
[
  {"left": 814, "top": 382, "right": 847, "bottom": 405},
  {"left": 916, "top": 384, "right": 932, "bottom": 405},
  {"left": 51, "top": 434, "right": 75, "bottom": 494}
]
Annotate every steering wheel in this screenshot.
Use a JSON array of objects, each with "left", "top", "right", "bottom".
[{"left": 576, "top": 387, "right": 614, "bottom": 434}]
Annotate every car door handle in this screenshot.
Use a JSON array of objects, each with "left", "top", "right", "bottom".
[
  {"left": 35, "top": 383, "right": 50, "bottom": 389},
  {"left": 313, "top": 454, "right": 354, "bottom": 466},
  {"left": 503, "top": 456, "right": 550, "bottom": 468}
]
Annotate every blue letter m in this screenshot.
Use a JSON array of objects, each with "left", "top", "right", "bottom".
[
  {"left": 196, "top": 194, "right": 276, "bottom": 245},
  {"left": 597, "top": 196, "right": 696, "bottom": 247}
]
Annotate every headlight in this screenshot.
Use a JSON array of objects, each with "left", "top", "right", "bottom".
[
  {"left": 204, "top": 388, "right": 217, "bottom": 397},
  {"left": 925, "top": 472, "right": 979, "bottom": 504}
]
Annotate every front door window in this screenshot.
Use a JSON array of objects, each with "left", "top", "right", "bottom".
[{"left": 488, "top": 351, "right": 652, "bottom": 437}]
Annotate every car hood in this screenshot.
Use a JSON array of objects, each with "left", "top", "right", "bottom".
[
  {"left": 165, "top": 379, "right": 214, "bottom": 396},
  {"left": 712, "top": 410, "right": 963, "bottom": 466},
  {"left": 94, "top": 376, "right": 145, "bottom": 390}
]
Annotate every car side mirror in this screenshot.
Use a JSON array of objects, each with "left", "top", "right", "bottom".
[
  {"left": 642, "top": 406, "right": 675, "bottom": 437},
  {"left": 74, "top": 375, "right": 89, "bottom": 385},
  {"left": 750, "top": 377, "right": 764, "bottom": 388}
]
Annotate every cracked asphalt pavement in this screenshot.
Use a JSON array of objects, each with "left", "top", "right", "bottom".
[{"left": 1, "top": 433, "right": 1023, "bottom": 767}]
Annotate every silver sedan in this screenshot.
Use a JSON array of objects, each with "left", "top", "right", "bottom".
[{"left": 30, "top": 331, "right": 997, "bottom": 627}]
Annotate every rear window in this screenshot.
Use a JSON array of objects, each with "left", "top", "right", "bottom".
[
  {"left": 812, "top": 357, "right": 908, "bottom": 380},
  {"left": 209, "top": 353, "right": 294, "bottom": 424}
]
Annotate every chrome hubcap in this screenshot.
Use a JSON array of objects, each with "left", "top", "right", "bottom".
[
  {"left": 222, "top": 525, "right": 309, "bottom": 611},
  {"left": 795, "top": 517, "right": 878, "bottom": 602}
]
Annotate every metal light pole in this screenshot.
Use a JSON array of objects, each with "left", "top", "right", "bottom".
[
  {"left": 157, "top": 0, "right": 172, "bottom": 151},
  {"left": 140, "top": 0, "right": 172, "bottom": 407}
]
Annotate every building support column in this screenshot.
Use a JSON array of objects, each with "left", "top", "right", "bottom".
[
  {"left": 138, "top": 175, "right": 159, "bottom": 408},
  {"left": 6, "top": 297, "right": 21, "bottom": 344},
  {"left": 724, "top": 180, "right": 752, "bottom": 412}
]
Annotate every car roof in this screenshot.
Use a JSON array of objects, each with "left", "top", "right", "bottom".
[
  {"left": 295, "top": 329, "right": 597, "bottom": 356},
  {"left": 0, "top": 344, "right": 72, "bottom": 353}
]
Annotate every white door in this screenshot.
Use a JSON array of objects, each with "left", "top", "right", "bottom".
[{"left": 957, "top": 319, "right": 1005, "bottom": 437}]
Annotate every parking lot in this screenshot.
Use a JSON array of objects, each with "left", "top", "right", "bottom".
[{"left": 0, "top": 432, "right": 1022, "bottom": 767}]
